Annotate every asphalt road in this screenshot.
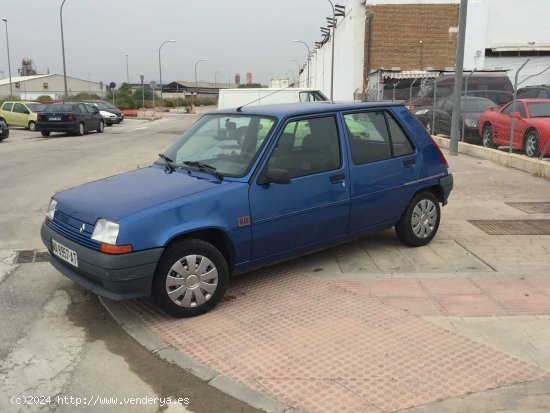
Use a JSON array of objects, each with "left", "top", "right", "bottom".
[{"left": 0, "top": 113, "right": 261, "bottom": 413}]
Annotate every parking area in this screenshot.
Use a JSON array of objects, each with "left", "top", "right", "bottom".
[
  {"left": 2, "top": 116, "right": 550, "bottom": 412},
  {"left": 120, "top": 148, "right": 550, "bottom": 412}
]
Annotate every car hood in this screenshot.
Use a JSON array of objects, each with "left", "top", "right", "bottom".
[{"left": 54, "top": 165, "right": 226, "bottom": 224}]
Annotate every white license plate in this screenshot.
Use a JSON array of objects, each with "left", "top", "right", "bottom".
[
  {"left": 49, "top": 117, "right": 61, "bottom": 121},
  {"left": 52, "top": 239, "right": 78, "bottom": 267}
]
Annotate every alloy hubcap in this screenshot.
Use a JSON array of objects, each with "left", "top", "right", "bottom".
[
  {"left": 165, "top": 254, "right": 218, "bottom": 308},
  {"left": 411, "top": 199, "right": 437, "bottom": 238},
  {"left": 483, "top": 128, "right": 491, "bottom": 146},
  {"left": 526, "top": 135, "right": 536, "bottom": 156}
]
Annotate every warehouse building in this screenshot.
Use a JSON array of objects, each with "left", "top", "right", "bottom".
[{"left": 0, "top": 74, "right": 103, "bottom": 100}]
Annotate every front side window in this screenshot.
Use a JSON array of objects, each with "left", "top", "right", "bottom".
[
  {"left": 13, "top": 103, "right": 27, "bottom": 114},
  {"left": 267, "top": 116, "right": 341, "bottom": 178},
  {"left": 163, "top": 114, "right": 276, "bottom": 177}
]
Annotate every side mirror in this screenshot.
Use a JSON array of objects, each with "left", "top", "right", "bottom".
[
  {"left": 258, "top": 168, "right": 291, "bottom": 185},
  {"left": 508, "top": 111, "right": 522, "bottom": 120}
]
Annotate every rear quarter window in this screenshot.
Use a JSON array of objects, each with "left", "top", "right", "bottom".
[{"left": 1, "top": 102, "right": 13, "bottom": 111}]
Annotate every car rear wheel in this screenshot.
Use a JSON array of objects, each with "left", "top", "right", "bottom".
[
  {"left": 97, "top": 121, "right": 105, "bottom": 133},
  {"left": 395, "top": 191, "right": 440, "bottom": 247},
  {"left": 28, "top": 121, "right": 36, "bottom": 132},
  {"left": 524, "top": 129, "right": 539, "bottom": 158},
  {"left": 482, "top": 124, "right": 496, "bottom": 148},
  {"left": 152, "top": 239, "right": 229, "bottom": 317},
  {"left": 41, "top": 131, "right": 50, "bottom": 137},
  {"left": 77, "top": 122, "right": 85, "bottom": 136}
]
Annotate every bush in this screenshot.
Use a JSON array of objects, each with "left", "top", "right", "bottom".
[{"left": 36, "top": 95, "right": 55, "bottom": 103}]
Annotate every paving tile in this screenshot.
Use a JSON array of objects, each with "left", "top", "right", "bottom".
[
  {"left": 436, "top": 294, "right": 507, "bottom": 317},
  {"left": 380, "top": 297, "right": 443, "bottom": 316},
  {"left": 421, "top": 278, "right": 483, "bottom": 296}
]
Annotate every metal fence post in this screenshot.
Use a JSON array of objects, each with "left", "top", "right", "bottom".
[
  {"left": 409, "top": 78, "right": 418, "bottom": 104},
  {"left": 509, "top": 59, "right": 529, "bottom": 153},
  {"left": 392, "top": 81, "right": 400, "bottom": 101},
  {"left": 431, "top": 76, "right": 438, "bottom": 135},
  {"left": 461, "top": 69, "right": 476, "bottom": 141}
]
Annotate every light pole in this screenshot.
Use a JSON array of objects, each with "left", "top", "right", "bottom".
[
  {"left": 59, "top": 0, "right": 68, "bottom": 100},
  {"left": 293, "top": 40, "right": 311, "bottom": 88},
  {"left": 215, "top": 68, "right": 223, "bottom": 89},
  {"left": 288, "top": 59, "right": 301, "bottom": 87},
  {"left": 158, "top": 40, "right": 175, "bottom": 100},
  {"left": 194, "top": 58, "right": 207, "bottom": 95},
  {"left": 288, "top": 69, "right": 296, "bottom": 87},
  {"left": 1, "top": 18, "right": 12, "bottom": 97},
  {"left": 125, "top": 54, "right": 129, "bottom": 84},
  {"left": 327, "top": 0, "right": 335, "bottom": 100}
]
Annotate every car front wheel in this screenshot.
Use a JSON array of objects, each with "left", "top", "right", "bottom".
[
  {"left": 152, "top": 239, "right": 229, "bottom": 317},
  {"left": 97, "top": 121, "right": 105, "bottom": 133},
  {"left": 395, "top": 191, "right": 441, "bottom": 247},
  {"left": 482, "top": 124, "right": 496, "bottom": 148}
]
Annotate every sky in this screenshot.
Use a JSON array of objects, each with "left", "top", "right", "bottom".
[{"left": 0, "top": 0, "right": 333, "bottom": 86}]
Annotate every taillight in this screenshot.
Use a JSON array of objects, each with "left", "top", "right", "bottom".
[
  {"left": 431, "top": 137, "right": 449, "bottom": 169},
  {"left": 37, "top": 114, "right": 45, "bottom": 121},
  {"left": 66, "top": 115, "right": 74, "bottom": 121}
]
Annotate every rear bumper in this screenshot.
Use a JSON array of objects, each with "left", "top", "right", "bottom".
[
  {"left": 36, "top": 121, "right": 78, "bottom": 133},
  {"left": 41, "top": 222, "right": 163, "bottom": 300},
  {"left": 439, "top": 174, "right": 453, "bottom": 205}
]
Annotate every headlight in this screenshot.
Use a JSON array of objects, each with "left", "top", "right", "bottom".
[
  {"left": 415, "top": 109, "right": 429, "bottom": 115},
  {"left": 464, "top": 118, "right": 478, "bottom": 128},
  {"left": 91, "top": 219, "right": 119, "bottom": 244},
  {"left": 46, "top": 199, "right": 57, "bottom": 221}
]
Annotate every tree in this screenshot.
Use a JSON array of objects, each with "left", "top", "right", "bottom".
[{"left": 238, "top": 83, "right": 264, "bottom": 88}]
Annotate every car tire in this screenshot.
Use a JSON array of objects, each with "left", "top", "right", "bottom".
[
  {"left": 524, "top": 129, "right": 539, "bottom": 158},
  {"left": 395, "top": 191, "right": 441, "bottom": 247},
  {"left": 152, "top": 239, "right": 229, "bottom": 318},
  {"left": 77, "top": 122, "right": 85, "bottom": 136},
  {"left": 97, "top": 121, "right": 105, "bottom": 133},
  {"left": 482, "top": 123, "right": 496, "bottom": 148},
  {"left": 28, "top": 121, "right": 36, "bottom": 132},
  {"left": 41, "top": 131, "right": 50, "bottom": 137}
]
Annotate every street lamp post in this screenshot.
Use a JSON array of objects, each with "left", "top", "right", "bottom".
[
  {"left": 327, "top": 0, "right": 335, "bottom": 100},
  {"left": 293, "top": 40, "right": 311, "bottom": 88},
  {"left": 59, "top": 0, "right": 69, "bottom": 100},
  {"left": 215, "top": 68, "right": 223, "bottom": 89},
  {"left": 194, "top": 58, "right": 207, "bottom": 96},
  {"left": 158, "top": 40, "right": 176, "bottom": 100},
  {"left": 1, "top": 18, "right": 12, "bottom": 97},
  {"left": 288, "top": 59, "right": 301, "bottom": 87},
  {"left": 125, "top": 54, "right": 129, "bottom": 84},
  {"left": 288, "top": 69, "right": 296, "bottom": 87}
]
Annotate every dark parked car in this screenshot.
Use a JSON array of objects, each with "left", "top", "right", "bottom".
[
  {"left": 36, "top": 103, "right": 105, "bottom": 137},
  {"left": 516, "top": 85, "right": 550, "bottom": 100},
  {"left": 413, "top": 96, "right": 496, "bottom": 144},
  {"left": 41, "top": 102, "right": 453, "bottom": 317},
  {"left": 83, "top": 100, "right": 124, "bottom": 123},
  {"left": 0, "top": 119, "right": 8, "bottom": 141}
]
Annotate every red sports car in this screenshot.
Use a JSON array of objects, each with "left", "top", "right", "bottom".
[{"left": 479, "top": 99, "right": 550, "bottom": 157}]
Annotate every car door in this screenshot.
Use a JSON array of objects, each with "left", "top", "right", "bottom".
[
  {"left": 0, "top": 102, "right": 14, "bottom": 125},
  {"left": 248, "top": 114, "right": 350, "bottom": 259},
  {"left": 77, "top": 103, "right": 91, "bottom": 130},
  {"left": 12, "top": 103, "right": 29, "bottom": 127},
  {"left": 343, "top": 109, "right": 418, "bottom": 231},
  {"left": 437, "top": 98, "right": 454, "bottom": 135}
]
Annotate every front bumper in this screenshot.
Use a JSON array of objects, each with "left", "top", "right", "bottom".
[
  {"left": 41, "top": 223, "right": 163, "bottom": 300},
  {"left": 439, "top": 174, "right": 453, "bottom": 205}
]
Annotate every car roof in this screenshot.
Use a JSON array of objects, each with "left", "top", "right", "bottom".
[
  {"left": 211, "top": 101, "right": 404, "bottom": 118},
  {"left": 515, "top": 99, "right": 550, "bottom": 102}
]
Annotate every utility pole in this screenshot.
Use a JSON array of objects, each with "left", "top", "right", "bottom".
[{"left": 449, "top": 0, "right": 468, "bottom": 156}]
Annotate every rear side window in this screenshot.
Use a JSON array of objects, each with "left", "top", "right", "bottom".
[
  {"left": 344, "top": 110, "right": 414, "bottom": 164},
  {"left": 2, "top": 102, "right": 13, "bottom": 111},
  {"left": 267, "top": 116, "right": 341, "bottom": 178}
]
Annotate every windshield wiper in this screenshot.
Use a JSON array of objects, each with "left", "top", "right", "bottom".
[
  {"left": 158, "top": 153, "right": 175, "bottom": 173},
  {"left": 183, "top": 161, "right": 224, "bottom": 181}
]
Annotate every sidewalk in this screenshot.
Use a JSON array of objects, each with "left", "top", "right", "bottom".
[{"left": 108, "top": 149, "right": 550, "bottom": 413}]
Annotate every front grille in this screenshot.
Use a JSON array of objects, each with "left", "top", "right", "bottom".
[{"left": 48, "top": 211, "right": 100, "bottom": 250}]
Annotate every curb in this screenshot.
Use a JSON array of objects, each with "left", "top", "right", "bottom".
[
  {"left": 432, "top": 135, "right": 550, "bottom": 179},
  {"left": 99, "top": 297, "right": 302, "bottom": 413}
]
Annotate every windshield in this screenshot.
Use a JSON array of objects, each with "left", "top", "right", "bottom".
[
  {"left": 462, "top": 98, "right": 495, "bottom": 112},
  {"left": 26, "top": 103, "right": 46, "bottom": 112},
  {"left": 527, "top": 102, "right": 550, "bottom": 118},
  {"left": 162, "top": 114, "right": 276, "bottom": 177},
  {"left": 43, "top": 104, "right": 75, "bottom": 112}
]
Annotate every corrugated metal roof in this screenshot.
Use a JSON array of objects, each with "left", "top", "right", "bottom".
[{"left": 0, "top": 74, "right": 52, "bottom": 85}]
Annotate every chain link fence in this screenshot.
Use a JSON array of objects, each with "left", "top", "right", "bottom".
[{"left": 406, "top": 64, "right": 550, "bottom": 159}]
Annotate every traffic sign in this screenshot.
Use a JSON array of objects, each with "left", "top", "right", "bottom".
[
  {"left": 109, "top": 81, "right": 116, "bottom": 89},
  {"left": 149, "top": 81, "right": 157, "bottom": 89}
]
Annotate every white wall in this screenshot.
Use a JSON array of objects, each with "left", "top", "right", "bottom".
[
  {"left": 301, "top": 0, "right": 365, "bottom": 101},
  {"left": 0, "top": 74, "right": 103, "bottom": 99}
]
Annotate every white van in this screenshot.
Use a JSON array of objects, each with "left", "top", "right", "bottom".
[{"left": 218, "top": 88, "right": 329, "bottom": 109}]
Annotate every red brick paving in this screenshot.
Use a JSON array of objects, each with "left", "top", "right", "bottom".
[{"left": 126, "top": 269, "right": 549, "bottom": 413}]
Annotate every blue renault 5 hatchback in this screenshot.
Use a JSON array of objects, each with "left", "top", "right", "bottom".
[{"left": 41, "top": 102, "right": 452, "bottom": 317}]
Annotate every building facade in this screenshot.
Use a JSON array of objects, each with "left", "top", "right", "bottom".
[{"left": 0, "top": 74, "right": 103, "bottom": 99}]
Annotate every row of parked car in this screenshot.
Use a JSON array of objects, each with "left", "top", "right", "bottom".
[
  {"left": 409, "top": 78, "right": 550, "bottom": 157},
  {"left": 0, "top": 100, "right": 125, "bottom": 140}
]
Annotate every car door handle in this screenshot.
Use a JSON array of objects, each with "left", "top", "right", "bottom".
[
  {"left": 330, "top": 173, "right": 345, "bottom": 183},
  {"left": 403, "top": 158, "right": 416, "bottom": 167}
]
